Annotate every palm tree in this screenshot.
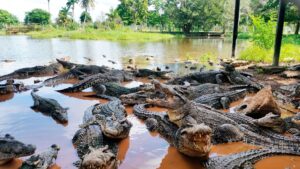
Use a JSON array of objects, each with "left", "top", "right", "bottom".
[
  {"left": 47, "top": 0, "right": 50, "bottom": 13},
  {"left": 80, "top": 0, "right": 95, "bottom": 24},
  {"left": 66, "top": 0, "right": 79, "bottom": 20}
]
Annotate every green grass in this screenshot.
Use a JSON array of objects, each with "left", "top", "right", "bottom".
[
  {"left": 26, "top": 27, "right": 175, "bottom": 42},
  {"left": 0, "top": 30, "right": 5, "bottom": 35},
  {"left": 239, "top": 43, "right": 300, "bottom": 63}
]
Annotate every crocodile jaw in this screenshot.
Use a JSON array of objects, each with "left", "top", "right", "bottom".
[
  {"left": 81, "top": 147, "right": 117, "bottom": 169},
  {"left": 177, "top": 123, "right": 212, "bottom": 158}
]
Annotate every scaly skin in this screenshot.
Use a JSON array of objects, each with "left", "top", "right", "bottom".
[
  {"left": 73, "top": 106, "right": 120, "bottom": 169},
  {"left": 167, "top": 70, "right": 227, "bottom": 85},
  {"left": 206, "top": 148, "right": 300, "bottom": 169},
  {"left": 82, "top": 98, "right": 132, "bottom": 139},
  {"left": 20, "top": 144, "right": 60, "bottom": 169},
  {"left": 0, "top": 63, "right": 64, "bottom": 82},
  {"left": 120, "top": 90, "right": 167, "bottom": 106},
  {"left": 0, "top": 134, "right": 36, "bottom": 165},
  {"left": 133, "top": 104, "right": 212, "bottom": 158},
  {"left": 31, "top": 92, "right": 68, "bottom": 124},
  {"left": 221, "top": 62, "right": 263, "bottom": 90},
  {"left": 254, "top": 112, "right": 300, "bottom": 135},
  {"left": 151, "top": 101, "right": 300, "bottom": 150},
  {"left": 92, "top": 82, "right": 153, "bottom": 97},
  {"left": 133, "top": 69, "right": 171, "bottom": 79}
]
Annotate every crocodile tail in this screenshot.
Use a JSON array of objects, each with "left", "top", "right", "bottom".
[
  {"left": 229, "top": 84, "right": 259, "bottom": 93},
  {"left": 43, "top": 72, "right": 75, "bottom": 86},
  {"left": 133, "top": 104, "right": 166, "bottom": 120}
]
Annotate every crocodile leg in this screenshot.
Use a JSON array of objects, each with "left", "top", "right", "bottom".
[{"left": 220, "top": 97, "right": 230, "bottom": 109}]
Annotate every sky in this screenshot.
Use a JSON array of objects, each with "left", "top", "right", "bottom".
[{"left": 0, "top": 0, "right": 120, "bottom": 22}]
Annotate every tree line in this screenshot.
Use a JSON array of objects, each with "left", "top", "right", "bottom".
[{"left": 0, "top": 0, "right": 299, "bottom": 34}]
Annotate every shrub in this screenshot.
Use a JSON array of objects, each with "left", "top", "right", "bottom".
[
  {"left": 25, "top": 9, "right": 50, "bottom": 25},
  {"left": 80, "top": 11, "right": 92, "bottom": 24},
  {"left": 0, "top": 9, "right": 19, "bottom": 28}
]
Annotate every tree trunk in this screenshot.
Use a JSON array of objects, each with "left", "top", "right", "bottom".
[
  {"left": 72, "top": 5, "right": 75, "bottom": 21},
  {"left": 182, "top": 24, "right": 192, "bottom": 34},
  {"left": 47, "top": 0, "right": 50, "bottom": 13},
  {"left": 295, "top": 21, "right": 299, "bottom": 35}
]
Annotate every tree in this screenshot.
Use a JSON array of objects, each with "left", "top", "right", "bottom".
[
  {"left": 80, "top": 11, "right": 92, "bottom": 23},
  {"left": 117, "top": 0, "right": 148, "bottom": 26},
  {"left": 24, "top": 9, "right": 51, "bottom": 25},
  {"left": 165, "top": 0, "right": 225, "bottom": 34},
  {"left": 66, "top": 0, "right": 79, "bottom": 20},
  {"left": 80, "top": 0, "right": 95, "bottom": 24},
  {"left": 56, "top": 7, "right": 73, "bottom": 26},
  {"left": 0, "top": 9, "right": 19, "bottom": 27}
]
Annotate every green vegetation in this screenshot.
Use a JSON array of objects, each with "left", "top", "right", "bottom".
[
  {"left": 0, "top": 9, "right": 18, "bottom": 28},
  {"left": 25, "top": 9, "right": 51, "bottom": 25},
  {"left": 80, "top": 11, "right": 92, "bottom": 23},
  {"left": 26, "top": 27, "right": 174, "bottom": 41}
]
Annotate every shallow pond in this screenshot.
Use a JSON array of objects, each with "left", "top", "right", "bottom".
[{"left": 0, "top": 36, "right": 299, "bottom": 169}]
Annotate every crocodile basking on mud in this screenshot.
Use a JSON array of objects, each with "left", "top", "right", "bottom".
[
  {"left": 20, "top": 144, "right": 60, "bottom": 169},
  {"left": 135, "top": 102, "right": 300, "bottom": 150},
  {"left": 31, "top": 92, "right": 68, "bottom": 124},
  {"left": 0, "top": 134, "right": 36, "bottom": 165},
  {"left": 206, "top": 148, "right": 300, "bottom": 169},
  {"left": 133, "top": 104, "right": 212, "bottom": 158},
  {"left": 0, "top": 63, "right": 64, "bottom": 82},
  {"left": 81, "top": 98, "right": 132, "bottom": 139},
  {"left": 254, "top": 112, "right": 300, "bottom": 135}
]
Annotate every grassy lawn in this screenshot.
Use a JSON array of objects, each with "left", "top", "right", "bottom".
[{"left": 26, "top": 28, "right": 175, "bottom": 42}]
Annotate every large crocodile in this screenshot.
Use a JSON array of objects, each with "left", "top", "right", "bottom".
[
  {"left": 81, "top": 98, "right": 132, "bottom": 139},
  {"left": 133, "top": 104, "right": 212, "bottom": 158},
  {"left": 0, "top": 134, "right": 36, "bottom": 165},
  {"left": 91, "top": 82, "right": 153, "bottom": 98},
  {"left": 254, "top": 112, "right": 300, "bottom": 135},
  {"left": 166, "top": 70, "right": 227, "bottom": 85},
  {"left": 120, "top": 90, "right": 167, "bottom": 105},
  {"left": 31, "top": 92, "right": 68, "bottom": 124},
  {"left": 72, "top": 104, "right": 122, "bottom": 169},
  {"left": 206, "top": 148, "right": 300, "bottom": 169},
  {"left": 0, "top": 63, "right": 64, "bottom": 82},
  {"left": 20, "top": 144, "right": 60, "bottom": 169},
  {"left": 0, "top": 80, "right": 25, "bottom": 94},
  {"left": 135, "top": 102, "right": 300, "bottom": 150},
  {"left": 132, "top": 69, "right": 171, "bottom": 79}
]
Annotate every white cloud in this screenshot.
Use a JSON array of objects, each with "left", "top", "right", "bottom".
[{"left": 0, "top": 0, "right": 120, "bottom": 22}]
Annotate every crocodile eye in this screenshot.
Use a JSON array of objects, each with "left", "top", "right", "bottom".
[{"left": 239, "top": 104, "right": 247, "bottom": 110}]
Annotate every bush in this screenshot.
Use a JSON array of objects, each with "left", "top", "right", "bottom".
[
  {"left": 25, "top": 9, "right": 50, "bottom": 25},
  {"left": 250, "top": 16, "right": 276, "bottom": 49},
  {"left": 0, "top": 9, "right": 19, "bottom": 28}
]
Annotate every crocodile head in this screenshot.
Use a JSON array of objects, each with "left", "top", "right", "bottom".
[
  {"left": 253, "top": 113, "right": 284, "bottom": 128},
  {"left": 81, "top": 146, "right": 118, "bottom": 169},
  {"left": 95, "top": 114, "right": 132, "bottom": 139},
  {"left": 0, "top": 134, "right": 36, "bottom": 164},
  {"left": 52, "top": 105, "right": 69, "bottom": 124},
  {"left": 177, "top": 123, "right": 212, "bottom": 158}
]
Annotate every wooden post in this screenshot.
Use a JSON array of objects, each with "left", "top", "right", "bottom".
[
  {"left": 273, "top": 0, "right": 286, "bottom": 66},
  {"left": 232, "top": 0, "right": 240, "bottom": 57}
]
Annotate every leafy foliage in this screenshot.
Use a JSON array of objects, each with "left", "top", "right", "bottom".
[
  {"left": 24, "top": 9, "right": 50, "bottom": 25},
  {"left": 117, "top": 0, "right": 148, "bottom": 25},
  {"left": 0, "top": 9, "right": 19, "bottom": 27},
  {"left": 250, "top": 16, "right": 276, "bottom": 49},
  {"left": 80, "top": 11, "right": 92, "bottom": 23}
]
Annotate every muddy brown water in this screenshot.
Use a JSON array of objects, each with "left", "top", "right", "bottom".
[{"left": 0, "top": 36, "right": 300, "bottom": 169}]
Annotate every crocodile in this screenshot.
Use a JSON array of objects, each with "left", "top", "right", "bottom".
[
  {"left": 234, "top": 87, "right": 281, "bottom": 118},
  {"left": 120, "top": 90, "right": 167, "bottom": 105},
  {"left": 20, "top": 144, "right": 60, "bottom": 169},
  {"left": 206, "top": 148, "right": 300, "bottom": 169},
  {"left": 166, "top": 70, "right": 227, "bottom": 85},
  {"left": 254, "top": 112, "right": 300, "bottom": 135},
  {"left": 0, "top": 80, "right": 25, "bottom": 94},
  {"left": 0, "top": 63, "right": 64, "bottom": 82},
  {"left": 136, "top": 102, "right": 300, "bottom": 150},
  {"left": 133, "top": 104, "right": 212, "bottom": 158},
  {"left": 57, "top": 72, "right": 121, "bottom": 93},
  {"left": 72, "top": 105, "right": 121, "bottom": 169},
  {"left": 31, "top": 92, "right": 68, "bottom": 124},
  {"left": 221, "top": 62, "right": 263, "bottom": 90},
  {"left": 0, "top": 134, "right": 36, "bottom": 165},
  {"left": 91, "top": 82, "right": 153, "bottom": 98},
  {"left": 81, "top": 98, "right": 132, "bottom": 139},
  {"left": 132, "top": 69, "right": 171, "bottom": 79}
]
